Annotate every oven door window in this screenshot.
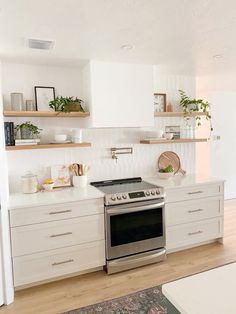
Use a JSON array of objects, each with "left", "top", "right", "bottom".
[{"left": 110, "top": 208, "right": 163, "bottom": 247}]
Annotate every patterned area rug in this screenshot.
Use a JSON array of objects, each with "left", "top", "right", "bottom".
[{"left": 63, "top": 286, "right": 180, "bottom": 314}]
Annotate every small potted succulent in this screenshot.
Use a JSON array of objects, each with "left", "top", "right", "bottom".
[
  {"left": 157, "top": 165, "right": 174, "bottom": 179},
  {"left": 49, "top": 96, "right": 85, "bottom": 113},
  {"left": 15, "top": 121, "right": 42, "bottom": 139}
]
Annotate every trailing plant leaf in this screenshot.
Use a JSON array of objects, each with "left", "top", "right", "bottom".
[
  {"left": 49, "top": 96, "right": 85, "bottom": 112},
  {"left": 178, "top": 90, "right": 213, "bottom": 131}
]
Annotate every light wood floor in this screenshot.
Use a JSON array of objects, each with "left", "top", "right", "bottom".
[{"left": 1, "top": 199, "right": 236, "bottom": 314}]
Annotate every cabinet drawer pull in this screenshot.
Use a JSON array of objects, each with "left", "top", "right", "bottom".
[
  {"left": 49, "top": 210, "right": 72, "bottom": 215},
  {"left": 188, "top": 209, "right": 204, "bottom": 213},
  {"left": 52, "top": 259, "right": 74, "bottom": 266},
  {"left": 187, "top": 191, "right": 203, "bottom": 195},
  {"left": 188, "top": 230, "right": 203, "bottom": 236},
  {"left": 50, "top": 232, "right": 72, "bottom": 238}
]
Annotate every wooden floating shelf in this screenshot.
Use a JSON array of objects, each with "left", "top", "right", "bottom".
[
  {"left": 154, "top": 112, "right": 207, "bottom": 117},
  {"left": 5, "top": 142, "right": 91, "bottom": 151},
  {"left": 140, "top": 138, "right": 208, "bottom": 144},
  {"left": 3, "top": 111, "right": 90, "bottom": 118}
]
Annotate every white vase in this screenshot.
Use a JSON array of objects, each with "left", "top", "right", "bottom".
[{"left": 72, "top": 175, "right": 87, "bottom": 188}]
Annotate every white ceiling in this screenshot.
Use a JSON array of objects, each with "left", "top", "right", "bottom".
[{"left": 1, "top": 0, "right": 236, "bottom": 75}]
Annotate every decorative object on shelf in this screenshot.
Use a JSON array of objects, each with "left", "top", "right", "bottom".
[
  {"left": 111, "top": 147, "right": 133, "bottom": 162},
  {"left": 26, "top": 99, "right": 35, "bottom": 111},
  {"left": 157, "top": 165, "right": 174, "bottom": 179},
  {"left": 154, "top": 93, "right": 167, "bottom": 112},
  {"left": 21, "top": 172, "right": 38, "bottom": 194},
  {"left": 15, "top": 121, "right": 42, "bottom": 140},
  {"left": 158, "top": 151, "right": 186, "bottom": 175},
  {"left": 34, "top": 86, "right": 55, "bottom": 111},
  {"left": 166, "top": 102, "right": 173, "bottom": 112},
  {"left": 72, "top": 128, "right": 83, "bottom": 143},
  {"left": 179, "top": 90, "right": 213, "bottom": 130},
  {"left": 51, "top": 165, "right": 71, "bottom": 188},
  {"left": 163, "top": 132, "right": 174, "bottom": 140},
  {"left": 165, "top": 126, "right": 180, "bottom": 139},
  {"left": 15, "top": 139, "right": 40, "bottom": 146},
  {"left": 49, "top": 96, "right": 85, "bottom": 113},
  {"left": 42, "top": 178, "right": 55, "bottom": 191},
  {"left": 4, "top": 122, "right": 15, "bottom": 146},
  {"left": 54, "top": 134, "right": 67, "bottom": 142},
  {"left": 70, "top": 163, "right": 89, "bottom": 188},
  {"left": 11, "top": 92, "right": 24, "bottom": 111}
]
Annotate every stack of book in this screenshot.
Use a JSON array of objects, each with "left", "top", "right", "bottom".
[
  {"left": 15, "top": 139, "right": 40, "bottom": 146},
  {"left": 4, "top": 122, "right": 15, "bottom": 146}
]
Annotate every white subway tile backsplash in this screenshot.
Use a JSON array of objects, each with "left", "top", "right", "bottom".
[{"left": 8, "top": 127, "right": 196, "bottom": 193}]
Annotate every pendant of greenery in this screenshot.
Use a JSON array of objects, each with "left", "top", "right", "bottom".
[
  {"left": 49, "top": 96, "right": 85, "bottom": 112},
  {"left": 179, "top": 90, "right": 213, "bottom": 131}
]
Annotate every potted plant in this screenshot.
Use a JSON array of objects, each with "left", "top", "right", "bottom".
[
  {"left": 49, "top": 96, "right": 85, "bottom": 113},
  {"left": 157, "top": 165, "right": 174, "bottom": 179},
  {"left": 15, "top": 121, "right": 42, "bottom": 139},
  {"left": 179, "top": 90, "right": 213, "bottom": 130}
]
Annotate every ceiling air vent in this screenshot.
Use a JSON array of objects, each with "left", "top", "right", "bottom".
[{"left": 27, "top": 38, "right": 55, "bottom": 50}]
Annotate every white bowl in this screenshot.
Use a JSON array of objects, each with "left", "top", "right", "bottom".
[
  {"left": 42, "top": 183, "right": 54, "bottom": 191},
  {"left": 164, "top": 133, "right": 174, "bottom": 140},
  {"left": 157, "top": 172, "right": 174, "bottom": 179},
  {"left": 54, "top": 134, "right": 67, "bottom": 142}
]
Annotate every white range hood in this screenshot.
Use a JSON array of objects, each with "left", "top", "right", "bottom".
[{"left": 82, "top": 60, "right": 154, "bottom": 128}]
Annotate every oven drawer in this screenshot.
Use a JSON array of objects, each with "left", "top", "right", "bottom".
[
  {"left": 10, "top": 198, "right": 104, "bottom": 227},
  {"left": 165, "top": 196, "right": 224, "bottom": 226},
  {"left": 166, "top": 217, "right": 223, "bottom": 251},
  {"left": 11, "top": 214, "right": 104, "bottom": 257},
  {"left": 13, "top": 240, "right": 105, "bottom": 287},
  {"left": 165, "top": 183, "right": 224, "bottom": 203}
]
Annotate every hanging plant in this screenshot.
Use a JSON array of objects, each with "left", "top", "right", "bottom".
[{"left": 179, "top": 90, "right": 213, "bottom": 131}]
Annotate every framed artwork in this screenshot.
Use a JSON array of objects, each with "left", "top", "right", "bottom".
[
  {"left": 34, "top": 86, "right": 55, "bottom": 111},
  {"left": 51, "top": 165, "right": 71, "bottom": 188},
  {"left": 154, "top": 93, "right": 167, "bottom": 112}
]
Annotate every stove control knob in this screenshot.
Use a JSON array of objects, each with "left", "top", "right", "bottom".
[
  {"left": 146, "top": 191, "right": 150, "bottom": 196},
  {"left": 117, "top": 195, "right": 122, "bottom": 200},
  {"left": 122, "top": 194, "right": 127, "bottom": 199},
  {"left": 156, "top": 189, "right": 160, "bottom": 195},
  {"left": 151, "top": 190, "right": 155, "bottom": 195},
  {"left": 111, "top": 195, "right": 116, "bottom": 201}
]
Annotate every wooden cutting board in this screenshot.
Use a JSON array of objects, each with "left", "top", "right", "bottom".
[{"left": 158, "top": 151, "right": 186, "bottom": 175}]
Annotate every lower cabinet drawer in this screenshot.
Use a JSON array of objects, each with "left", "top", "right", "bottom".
[
  {"left": 11, "top": 214, "right": 104, "bottom": 257},
  {"left": 165, "top": 196, "right": 224, "bottom": 226},
  {"left": 13, "top": 240, "right": 105, "bottom": 287},
  {"left": 166, "top": 183, "right": 223, "bottom": 203},
  {"left": 166, "top": 217, "right": 223, "bottom": 251}
]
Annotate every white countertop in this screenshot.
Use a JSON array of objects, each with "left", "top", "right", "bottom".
[
  {"left": 162, "top": 262, "right": 236, "bottom": 314},
  {"left": 8, "top": 185, "right": 104, "bottom": 210},
  {"left": 145, "top": 174, "right": 224, "bottom": 189}
]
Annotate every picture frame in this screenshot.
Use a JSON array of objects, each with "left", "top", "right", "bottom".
[
  {"left": 34, "top": 86, "right": 55, "bottom": 111},
  {"left": 51, "top": 164, "right": 71, "bottom": 188},
  {"left": 154, "top": 93, "right": 167, "bottom": 112}
]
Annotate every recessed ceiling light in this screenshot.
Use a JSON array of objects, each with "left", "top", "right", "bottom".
[
  {"left": 27, "top": 38, "right": 55, "bottom": 50},
  {"left": 120, "top": 44, "right": 134, "bottom": 50},
  {"left": 213, "top": 54, "right": 223, "bottom": 60}
]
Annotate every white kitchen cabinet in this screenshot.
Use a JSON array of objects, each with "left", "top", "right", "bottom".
[
  {"left": 82, "top": 60, "right": 154, "bottom": 127},
  {"left": 13, "top": 241, "right": 105, "bottom": 287},
  {"left": 9, "top": 197, "right": 105, "bottom": 288},
  {"left": 164, "top": 182, "right": 224, "bottom": 252}
]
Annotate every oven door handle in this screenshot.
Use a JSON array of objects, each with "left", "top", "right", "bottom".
[{"left": 107, "top": 202, "right": 164, "bottom": 215}]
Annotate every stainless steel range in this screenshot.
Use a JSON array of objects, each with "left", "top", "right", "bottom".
[{"left": 90, "top": 177, "right": 166, "bottom": 274}]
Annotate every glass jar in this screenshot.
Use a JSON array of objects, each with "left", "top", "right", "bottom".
[
  {"left": 21, "top": 172, "right": 38, "bottom": 194},
  {"left": 11, "top": 93, "right": 24, "bottom": 111},
  {"left": 26, "top": 100, "right": 35, "bottom": 111}
]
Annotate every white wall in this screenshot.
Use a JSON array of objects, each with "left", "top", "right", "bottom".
[
  {"left": 197, "top": 73, "right": 236, "bottom": 199},
  {"left": 2, "top": 62, "right": 196, "bottom": 194},
  {"left": 0, "top": 62, "right": 14, "bottom": 304}
]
